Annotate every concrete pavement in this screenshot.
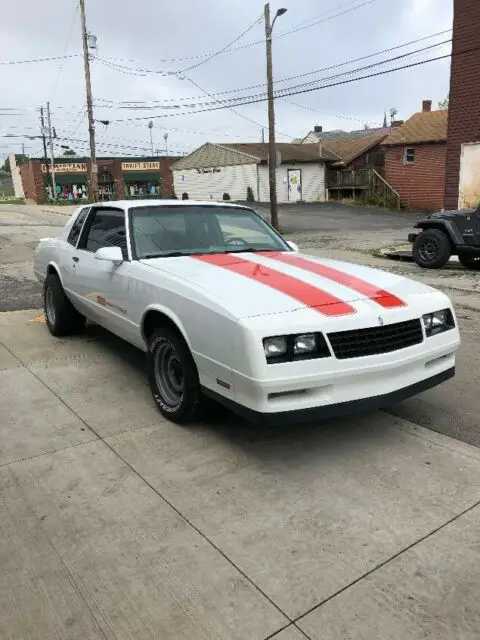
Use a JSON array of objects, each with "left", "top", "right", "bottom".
[{"left": 1, "top": 311, "right": 480, "bottom": 639}]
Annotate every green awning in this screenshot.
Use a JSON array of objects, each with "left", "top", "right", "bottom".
[
  {"left": 123, "top": 171, "right": 160, "bottom": 182},
  {"left": 48, "top": 174, "right": 88, "bottom": 185}
]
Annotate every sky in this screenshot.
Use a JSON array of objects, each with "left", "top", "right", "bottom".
[{"left": 0, "top": 0, "right": 453, "bottom": 163}]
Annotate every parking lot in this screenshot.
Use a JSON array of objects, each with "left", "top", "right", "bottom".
[{"left": 2, "top": 202, "right": 480, "bottom": 639}]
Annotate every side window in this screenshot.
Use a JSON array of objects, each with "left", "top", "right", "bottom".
[
  {"left": 79, "top": 208, "right": 128, "bottom": 259},
  {"left": 67, "top": 207, "right": 89, "bottom": 246},
  {"left": 404, "top": 147, "right": 415, "bottom": 163}
]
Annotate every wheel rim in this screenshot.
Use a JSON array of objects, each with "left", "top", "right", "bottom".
[
  {"left": 418, "top": 237, "right": 440, "bottom": 263},
  {"left": 45, "top": 287, "right": 56, "bottom": 325},
  {"left": 153, "top": 342, "right": 184, "bottom": 407}
]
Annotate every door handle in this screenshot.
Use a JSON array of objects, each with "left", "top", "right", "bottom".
[{"left": 72, "top": 256, "right": 79, "bottom": 263}]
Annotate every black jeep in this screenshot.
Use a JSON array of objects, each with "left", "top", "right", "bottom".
[{"left": 408, "top": 206, "right": 480, "bottom": 269}]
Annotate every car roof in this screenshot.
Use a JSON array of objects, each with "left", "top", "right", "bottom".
[{"left": 90, "top": 199, "right": 251, "bottom": 210}]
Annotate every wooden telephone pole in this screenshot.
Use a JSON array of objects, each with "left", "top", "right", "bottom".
[{"left": 79, "top": 0, "right": 98, "bottom": 201}]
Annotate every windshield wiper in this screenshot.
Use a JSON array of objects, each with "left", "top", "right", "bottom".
[
  {"left": 226, "top": 247, "right": 278, "bottom": 254},
  {"left": 142, "top": 252, "right": 188, "bottom": 259}
]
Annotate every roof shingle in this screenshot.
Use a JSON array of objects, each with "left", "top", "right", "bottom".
[
  {"left": 382, "top": 110, "right": 448, "bottom": 146},
  {"left": 322, "top": 131, "right": 389, "bottom": 166}
]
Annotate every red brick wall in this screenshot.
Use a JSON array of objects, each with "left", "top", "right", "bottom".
[
  {"left": 445, "top": 0, "right": 480, "bottom": 210},
  {"left": 384, "top": 143, "right": 446, "bottom": 212}
]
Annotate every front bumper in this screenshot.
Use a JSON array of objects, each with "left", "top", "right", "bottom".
[{"left": 202, "top": 367, "right": 454, "bottom": 425}]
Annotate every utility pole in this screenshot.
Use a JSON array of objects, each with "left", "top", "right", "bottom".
[
  {"left": 40, "top": 107, "right": 53, "bottom": 199},
  {"left": 148, "top": 121, "right": 154, "bottom": 155},
  {"left": 264, "top": 3, "right": 287, "bottom": 229},
  {"left": 261, "top": 128, "right": 265, "bottom": 143},
  {"left": 79, "top": 0, "right": 98, "bottom": 201},
  {"left": 46, "top": 102, "right": 57, "bottom": 200}
]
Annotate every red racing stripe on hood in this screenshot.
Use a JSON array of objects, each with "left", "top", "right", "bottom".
[
  {"left": 261, "top": 252, "right": 406, "bottom": 309},
  {"left": 192, "top": 254, "right": 356, "bottom": 316}
]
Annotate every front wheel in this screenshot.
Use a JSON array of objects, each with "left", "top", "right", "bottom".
[
  {"left": 458, "top": 254, "right": 480, "bottom": 270},
  {"left": 147, "top": 328, "right": 202, "bottom": 424},
  {"left": 43, "top": 273, "right": 86, "bottom": 337},
  {"left": 412, "top": 229, "right": 451, "bottom": 269}
]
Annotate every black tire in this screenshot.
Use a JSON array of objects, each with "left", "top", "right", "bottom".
[
  {"left": 43, "top": 273, "right": 86, "bottom": 337},
  {"left": 413, "top": 229, "right": 451, "bottom": 269},
  {"left": 147, "top": 327, "right": 202, "bottom": 424},
  {"left": 458, "top": 254, "right": 480, "bottom": 270}
]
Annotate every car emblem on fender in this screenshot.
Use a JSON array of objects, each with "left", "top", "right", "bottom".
[{"left": 378, "top": 316, "right": 384, "bottom": 326}]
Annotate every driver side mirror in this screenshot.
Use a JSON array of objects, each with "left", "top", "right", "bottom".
[
  {"left": 286, "top": 241, "right": 299, "bottom": 252},
  {"left": 95, "top": 246, "right": 124, "bottom": 266}
]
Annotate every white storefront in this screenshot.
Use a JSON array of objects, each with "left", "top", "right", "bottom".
[{"left": 172, "top": 143, "right": 327, "bottom": 204}]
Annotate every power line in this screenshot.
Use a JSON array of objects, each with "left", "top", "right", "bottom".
[
  {"left": 108, "top": 45, "right": 476, "bottom": 123},
  {"left": 180, "top": 13, "right": 263, "bottom": 74},
  {"left": 93, "top": 0, "right": 382, "bottom": 76},
  {"left": 92, "top": 28, "right": 452, "bottom": 107},
  {"left": 182, "top": 75, "right": 294, "bottom": 139},
  {"left": 107, "top": 39, "right": 452, "bottom": 121},
  {"left": 0, "top": 53, "right": 82, "bottom": 65},
  {"left": 47, "top": 1, "right": 80, "bottom": 100}
]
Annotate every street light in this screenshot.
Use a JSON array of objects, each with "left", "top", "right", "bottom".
[{"left": 264, "top": 3, "right": 287, "bottom": 230}]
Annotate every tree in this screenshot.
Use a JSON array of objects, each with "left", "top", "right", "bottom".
[
  {"left": 63, "top": 149, "right": 76, "bottom": 156},
  {"left": 438, "top": 95, "right": 449, "bottom": 110},
  {"left": 1, "top": 154, "right": 27, "bottom": 173}
]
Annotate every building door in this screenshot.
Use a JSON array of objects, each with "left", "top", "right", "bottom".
[
  {"left": 99, "top": 170, "right": 116, "bottom": 201},
  {"left": 288, "top": 169, "right": 302, "bottom": 202},
  {"left": 458, "top": 143, "right": 480, "bottom": 209}
]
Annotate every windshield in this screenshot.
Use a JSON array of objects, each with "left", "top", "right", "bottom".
[{"left": 129, "top": 205, "right": 290, "bottom": 259}]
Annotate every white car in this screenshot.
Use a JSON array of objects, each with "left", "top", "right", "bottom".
[{"left": 34, "top": 199, "right": 460, "bottom": 425}]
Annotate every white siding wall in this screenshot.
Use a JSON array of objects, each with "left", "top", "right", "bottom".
[
  {"left": 173, "top": 164, "right": 258, "bottom": 202},
  {"left": 173, "top": 162, "right": 326, "bottom": 203},
  {"left": 258, "top": 163, "right": 326, "bottom": 203}
]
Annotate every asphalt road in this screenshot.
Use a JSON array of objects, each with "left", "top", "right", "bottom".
[{"left": 1, "top": 201, "right": 479, "bottom": 449}]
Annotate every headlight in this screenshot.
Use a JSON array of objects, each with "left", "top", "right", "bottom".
[
  {"left": 422, "top": 308, "right": 455, "bottom": 337},
  {"left": 263, "top": 336, "right": 287, "bottom": 358},
  {"left": 294, "top": 333, "right": 317, "bottom": 355},
  {"left": 263, "top": 333, "right": 331, "bottom": 363}
]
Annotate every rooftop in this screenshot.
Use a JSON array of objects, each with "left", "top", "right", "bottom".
[
  {"left": 382, "top": 110, "right": 448, "bottom": 146},
  {"left": 322, "top": 130, "right": 390, "bottom": 166}
]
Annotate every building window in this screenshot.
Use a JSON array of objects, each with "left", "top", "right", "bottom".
[{"left": 404, "top": 147, "right": 415, "bottom": 163}]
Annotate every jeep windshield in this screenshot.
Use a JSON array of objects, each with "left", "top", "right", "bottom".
[{"left": 129, "top": 204, "right": 290, "bottom": 259}]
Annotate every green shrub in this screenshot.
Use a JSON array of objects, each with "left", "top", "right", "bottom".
[
  {"left": 223, "top": 192, "right": 230, "bottom": 201},
  {"left": 246, "top": 186, "right": 255, "bottom": 202}
]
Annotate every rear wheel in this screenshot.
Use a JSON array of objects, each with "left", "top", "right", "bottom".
[
  {"left": 458, "top": 254, "right": 480, "bottom": 270},
  {"left": 43, "top": 273, "right": 86, "bottom": 337},
  {"left": 147, "top": 327, "right": 202, "bottom": 424},
  {"left": 413, "top": 229, "right": 451, "bottom": 269}
]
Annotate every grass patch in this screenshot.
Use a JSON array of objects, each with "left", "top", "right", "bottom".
[{"left": 0, "top": 197, "right": 25, "bottom": 205}]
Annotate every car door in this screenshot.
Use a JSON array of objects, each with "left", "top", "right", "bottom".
[
  {"left": 71, "top": 206, "right": 132, "bottom": 338},
  {"left": 60, "top": 206, "right": 90, "bottom": 295}
]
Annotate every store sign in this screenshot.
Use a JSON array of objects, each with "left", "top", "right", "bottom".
[
  {"left": 41, "top": 163, "right": 87, "bottom": 173},
  {"left": 196, "top": 167, "right": 221, "bottom": 174},
  {"left": 121, "top": 161, "right": 160, "bottom": 171}
]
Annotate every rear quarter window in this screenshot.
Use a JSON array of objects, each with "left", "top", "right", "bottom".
[{"left": 67, "top": 207, "right": 90, "bottom": 246}]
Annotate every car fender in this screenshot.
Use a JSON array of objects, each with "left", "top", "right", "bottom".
[
  {"left": 416, "top": 219, "right": 464, "bottom": 245},
  {"left": 140, "top": 303, "right": 192, "bottom": 350}
]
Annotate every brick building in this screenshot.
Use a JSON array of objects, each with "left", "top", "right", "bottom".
[
  {"left": 382, "top": 101, "right": 448, "bottom": 212},
  {"left": 15, "top": 155, "right": 179, "bottom": 204},
  {"left": 445, "top": 0, "right": 480, "bottom": 210}
]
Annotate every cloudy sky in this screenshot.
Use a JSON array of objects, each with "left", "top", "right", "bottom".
[{"left": 1, "top": 0, "right": 452, "bottom": 162}]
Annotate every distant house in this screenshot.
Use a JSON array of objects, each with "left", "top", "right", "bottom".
[
  {"left": 172, "top": 142, "right": 337, "bottom": 203},
  {"left": 382, "top": 101, "right": 448, "bottom": 212}
]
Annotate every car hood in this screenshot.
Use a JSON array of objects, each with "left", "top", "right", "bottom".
[
  {"left": 141, "top": 251, "right": 437, "bottom": 319},
  {"left": 424, "top": 207, "right": 476, "bottom": 221}
]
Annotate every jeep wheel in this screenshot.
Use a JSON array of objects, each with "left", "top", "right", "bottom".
[
  {"left": 44, "top": 273, "right": 86, "bottom": 336},
  {"left": 147, "top": 328, "right": 202, "bottom": 424},
  {"left": 458, "top": 254, "right": 480, "bottom": 270},
  {"left": 413, "top": 229, "right": 451, "bottom": 269}
]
